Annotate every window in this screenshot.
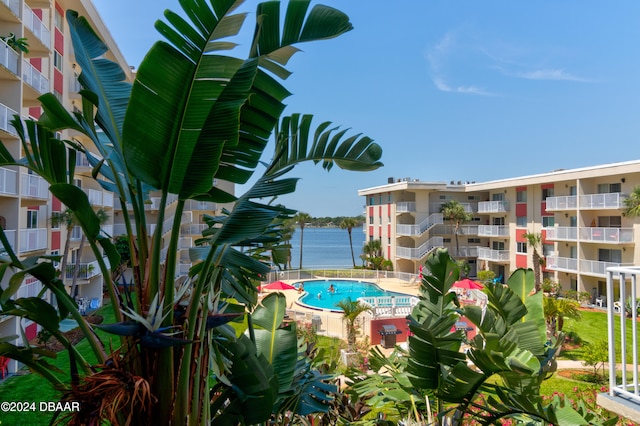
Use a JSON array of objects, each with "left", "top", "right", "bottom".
[
  {"left": 379, "top": 195, "right": 382, "bottom": 204},
  {"left": 54, "top": 8, "right": 64, "bottom": 31},
  {"left": 388, "top": 237, "right": 391, "bottom": 244},
  {"left": 492, "top": 193, "right": 504, "bottom": 201},
  {"left": 599, "top": 249, "right": 621, "bottom": 263},
  {"left": 597, "top": 216, "right": 621, "bottom": 228},
  {"left": 542, "top": 187, "right": 554, "bottom": 199},
  {"left": 27, "top": 210, "right": 38, "bottom": 229},
  {"left": 516, "top": 190, "right": 527, "bottom": 203},
  {"left": 516, "top": 242, "right": 527, "bottom": 254},
  {"left": 388, "top": 194, "right": 392, "bottom": 203},
  {"left": 569, "top": 246, "right": 577, "bottom": 259},
  {"left": 542, "top": 216, "right": 555, "bottom": 228},
  {"left": 569, "top": 186, "right": 577, "bottom": 196},
  {"left": 51, "top": 250, "right": 60, "bottom": 268},
  {"left": 443, "top": 238, "right": 451, "bottom": 243},
  {"left": 569, "top": 216, "right": 577, "bottom": 227},
  {"left": 54, "top": 50, "right": 63, "bottom": 71},
  {"left": 598, "top": 183, "right": 621, "bottom": 194},
  {"left": 543, "top": 244, "right": 554, "bottom": 257},
  {"left": 369, "top": 197, "right": 374, "bottom": 206},
  {"left": 467, "top": 238, "right": 480, "bottom": 243},
  {"left": 492, "top": 241, "right": 505, "bottom": 251},
  {"left": 54, "top": 91, "right": 63, "bottom": 103},
  {"left": 369, "top": 216, "right": 373, "bottom": 224},
  {"left": 516, "top": 216, "right": 527, "bottom": 227},
  {"left": 493, "top": 217, "right": 504, "bottom": 226},
  {"left": 51, "top": 212, "right": 60, "bottom": 229}
]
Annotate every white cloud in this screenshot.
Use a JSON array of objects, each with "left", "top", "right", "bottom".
[
  {"left": 516, "top": 68, "right": 593, "bottom": 82},
  {"left": 433, "top": 77, "right": 493, "bottom": 96}
]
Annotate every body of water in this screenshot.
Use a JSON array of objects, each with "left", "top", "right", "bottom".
[
  {"left": 295, "top": 279, "right": 411, "bottom": 311},
  {"left": 289, "top": 227, "right": 365, "bottom": 268}
]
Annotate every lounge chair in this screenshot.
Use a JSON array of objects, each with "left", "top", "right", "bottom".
[{"left": 0, "top": 356, "right": 10, "bottom": 379}]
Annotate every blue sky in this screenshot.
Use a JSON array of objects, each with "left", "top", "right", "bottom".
[{"left": 92, "top": 0, "right": 640, "bottom": 217}]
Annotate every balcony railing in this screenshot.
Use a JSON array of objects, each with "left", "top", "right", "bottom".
[
  {"left": 396, "top": 213, "right": 443, "bottom": 236},
  {"left": 0, "top": 166, "right": 17, "bottom": 194},
  {"left": 184, "top": 199, "right": 216, "bottom": 211},
  {"left": 0, "top": 38, "right": 19, "bottom": 75},
  {"left": 0, "top": 229, "right": 16, "bottom": 253},
  {"left": 22, "top": 59, "right": 49, "bottom": 93},
  {"left": 580, "top": 227, "right": 633, "bottom": 243},
  {"left": 598, "top": 265, "right": 640, "bottom": 421},
  {"left": 16, "top": 280, "right": 43, "bottom": 299},
  {"left": 84, "top": 188, "right": 114, "bottom": 208},
  {"left": 1, "top": 0, "right": 21, "bottom": 17},
  {"left": 431, "top": 202, "right": 476, "bottom": 214},
  {"left": 0, "top": 102, "right": 18, "bottom": 135},
  {"left": 580, "top": 259, "right": 629, "bottom": 277},
  {"left": 64, "top": 257, "right": 109, "bottom": 280},
  {"left": 23, "top": 4, "right": 50, "bottom": 48},
  {"left": 545, "top": 226, "right": 578, "bottom": 241},
  {"left": 396, "top": 237, "right": 443, "bottom": 260},
  {"left": 19, "top": 228, "right": 47, "bottom": 252},
  {"left": 545, "top": 256, "right": 578, "bottom": 273},
  {"left": 545, "top": 195, "right": 578, "bottom": 211},
  {"left": 477, "top": 200, "right": 509, "bottom": 213},
  {"left": 546, "top": 255, "right": 629, "bottom": 278},
  {"left": 478, "top": 225, "right": 509, "bottom": 237},
  {"left": 444, "top": 245, "right": 479, "bottom": 257},
  {"left": 176, "top": 263, "right": 192, "bottom": 278},
  {"left": 181, "top": 223, "right": 209, "bottom": 236},
  {"left": 580, "top": 193, "right": 624, "bottom": 210},
  {"left": 434, "top": 224, "right": 479, "bottom": 236},
  {"left": 396, "top": 201, "right": 416, "bottom": 213},
  {"left": 477, "top": 247, "right": 509, "bottom": 262},
  {"left": 20, "top": 173, "right": 48, "bottom": 198}
]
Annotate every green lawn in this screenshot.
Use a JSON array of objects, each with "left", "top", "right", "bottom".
[
  {"left": 560, "top": 309, "right": 637, "bottom": 363},
  {"left": 0, "top": 303, "right": 119, "bottom": 425}
]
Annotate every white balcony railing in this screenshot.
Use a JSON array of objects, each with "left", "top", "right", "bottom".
[
  {"left": 545, "top": 226, "right": 578, "bottom": 241},
  {"left": 16, "top": 280, "right": 43, "bottom": 299},
  {"left": 176, "top": 263, "right": 192, "bottom": 278},
  {"left": 396, "top": 213, "right": 443, "bottom": 236},
  {"left": 477, "top": 200, "right": 509, "bottom": 213},
  {"left": 64, "top": 257, "right": 109, "bottom": 280},
  {"left": 0, "top": 166, "right": 17, "bottom": 194},
  {"left": 70, "top": 226, "right": 82, "bottom": 241},
  {"left": 396, "top": 201, "right": 416, "bottom": 213},
  {"left": 430, "top": 202, "right": 476, "bottom": 214},
  {"left": 22, "top": 59, "right": 49, "bottom": 93},
  {"left": 477, "top": 247, "right": 510, "bottom": 262},
  {"left": 546, "top": 255, "right": 628, "bottom": 278},
  {"left": 0, "top": 38, "right": 19, "bottom": 75},
  {"left": 181, "top": 223, "right": 209, "bottom": 236},
  {"left": 1, "top": 0, "right": 21, "bottom": 17},
  {"left": 477, "top": 225, "right": 510, "bottom": 237},
  {"left": 545, "top": 195, "right": 578, "bottom": 211},
  {"left": 433, "top": 224, "right": 479, "bottom": 236},
  {"left": 23, "top": 4, "right": 50, "bottom": 48},
  {"left": 0, "top": 229, "right": 16, "bottom": 253},
  {"left": 600, "top": 265, "right": 640, "bottom": 414},
  {"left": 396, "top": 237, "right": 443, "bottom": 260},
  {"left": 19, "top": 228, "right": 47, "bottom": 252},
  {"left": 444, "top": 245, "right": 479, "bottom": 258},
  {"left": 545, "top": 256, "right": 578, "bottom": 273},
  {"left": 75, "top": 154, "right": 91, "bottom": 168},
  {"left": 178, "top": 237, "right": 192, "bottom": 249},
  {"left": 20, "top": 173, "right": 48, "bottom": 198},
  {"left": 0, "top": 102, "right": 18, "bottom": 135},
  {"left": 580, "top": 193, "right": 624, "bottom": 210},
  {"left": 580, "top": 259, "right": 629, "bottom": 278},
  {"left": 185, "top": 199, "right": 216, "bottom": 211},
  {"left": 579, "top": 227, "right": 634, "bottom": 244}
]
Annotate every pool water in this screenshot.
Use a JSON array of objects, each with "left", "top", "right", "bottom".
[{"left": 296, "top": 279, "right": 411, "bottom": 311}]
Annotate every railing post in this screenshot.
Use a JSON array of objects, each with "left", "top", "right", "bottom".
[{"left": 607, "top": 270, "right": 616, "bottom": 397}]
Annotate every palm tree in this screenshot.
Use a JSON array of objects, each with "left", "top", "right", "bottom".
[
  {"left": 439, "top": 200, "right": 472, "bottom": 257},
  {"left": 294, "top": 212, "right": 312, "bottom": 269},
  {"left": 543, "top": 296, "right": 580, "bottom": 336},
  {"left": 340, "top": 217, "right": 359, "bottom": 267},
  {"left": 623, "top": 185, "right": 640, "bottom": 217},
  {"left": 335, "top": 297, "right": 373, "bottom": 352},
  {"left": 362, "top": 238, "right": 382, "bottom": 269},
  {"left": 523, "top": 231, "right": 543, "bottom": 292}
]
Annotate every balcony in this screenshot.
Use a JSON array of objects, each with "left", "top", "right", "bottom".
[
  {"left": 396, "top": 201, "right": 416, "bottom": 213},
  {"left": 19, "top": 227, "right": 47, "bottom": 252},
  {"left": 0, "top": 38, "right": 19, "bottom": 76},
  {"left": 178, "top": 237, "right": 192, "bottom": 249},
  {"left": 176, "top": 263, "right": 192, "bottom": 278},
  {"left": 1, "top": 0, "right": 21, "bottom": 19},
  {"left": 545, "top": 226, "right": 578, "bottom": 241},
  {"left": 22, "top": 59, "right": 49, "bottom": 94},
  {"left": 434, "top": 224, "right": 479, "bottom": 236},
  {"left": 598, "top": 265, "right": 640, "bottom": 423},
  {"left": 545, "top": 256, "right": 578, "bottom": 273},
  {"left": 477, "top": 247, "right": 509, "bottom": 262},
  {"left": 0, "top": 229, "right": 16, "bottom": 253},
  {"left": 477, "top": 225, "right": 509, "bottom": 237},
  {"left": 396, "top": 213, "right": 443, "bottom": 236},
  {"left": 580, "top": 259, "right": 630, "bottom": 278},
  {"left": 64, "top": 258, "right": 108, "bottom": 281},
  {"left": 580, "top": 227, "right": 633, "bottom": 244},
  {"left": 545, "top": 255, "right": 629, "bottom": 278},
  {"left": 477, "top": 200, "right": 509, "bottom": 213},
  {"left": 0, "top": 102, "right": 18, "bottom": 135},
  {"left": 22, "top": 4, "right": 50, "bottom": 51},
  {"left": 580, "top": 193, "right": 624, "bottom": 210},
  {"left": 396, "top": 237, "right": 443, "bottom": 260},
  {"left": 20, "top": 173, "right": 48, "bottom": 199},
  {"left": 545, "top": 195, "right": 578, "bottom": 211},
  {"left": 84, "top": 188, "right": 114, "bottom": 208},
  {"left": 431, "top": 202, "right": 476, "bottom": 214},
  {"left": 16, "top": 279, "right": 43, "bottom": 299},
  {"left": 184, "top": 199, "right": 216, "bottom": 211},
  {"left": 0, "top": 166, "right": 17, "bottom": 194},
  {"left": 444, "top": 245, "right": 479, "bottom": 258},
  {"left": 181, "top": 223, "right": 208, "bottom": 236}
]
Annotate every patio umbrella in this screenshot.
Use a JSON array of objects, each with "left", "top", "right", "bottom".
[
  {"left": 263, "top": 281, "right": 297, "bottom": 291},
  {"left": 452, "top": 278, "right": 483, "bottom": 290}
]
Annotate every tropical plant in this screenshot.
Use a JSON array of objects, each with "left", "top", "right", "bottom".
[
  {"left": 523, "top": 231, "right": 544, "bottom": 292},
  {"left": 581, "top": 340, "right": 609, "bottom": 381},
  {"left": 335, "top": 297, "right": 372, "bottom": 352},
  {"left": 0, "top": 1, "right": 382, "bottom": 424},
  {"left": 543, "top": 296, "right": 581, "bottom": 336},
  {"left": 476, "top": 269, "right": 496, "bottom": 284},
  {"left": 0, "top": 33, "right": 29, "bottom": 53},
  {"left": 622, "top": 185, "right": 640, "bottom": 217},
  {"left": 340, "top": 217, "right": 359, "bottom": 267},
  {"left": 349, "top": 249, "right": 615, "bottom": 425},
  {"left": 294, "top": 212, "right": 312, "bottom": 269},
  {"left": 439, "top": 200, "right": 472, "bottom": 257},
  {"left": 361, "top": 238, "right": 384, "bottom": 269}
]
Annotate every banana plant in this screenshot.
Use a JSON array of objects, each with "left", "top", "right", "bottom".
[{"left": 0, "top": 0, "right": 382, "bottom": 424}]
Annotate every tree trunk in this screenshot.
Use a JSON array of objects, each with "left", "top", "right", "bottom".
[
  {"left": 70, "top": 236, "right": 86, "bottom": 299},
  {"left": 532, "top": 250, "right": 541, "bottom": 292},
  {"left": 348, "top": 229, "right": 356, "bottom": 267},
  {"left": 298, "top": 225, "right": 304, "bottom": 269}
]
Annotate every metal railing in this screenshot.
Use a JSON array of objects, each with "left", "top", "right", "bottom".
[
  {"left": 1, "top": 0, "right": 20, "bottom": 17},
  {"left": 267, "top": 268, "right": 420, "bottom": 286},
  {"left": 396, "top": 201, "right": 416, "bottom": 213},
  {"left": 22, "top": 59, "right": 49, "bottom": 93},
  {"left": 545, "top": 196, "right": 578, "bottom": 211},
  {"left": 358, "top": 295, "right": 420, "bottom": 317},
  {"left": 478, "top": 225, "right": 509, "bottom": 237},
  {"left": 181, "top": 223, "right": 209, "bottom": 236},
  {"left": 545, "top": 256, "right": 578, "bottom": 273},
  {"left": 396, "top": 213, "right": 443, "bottom": 236},
  {"left": 23, "top": 4, "right": 50, "bottom": 48},
  {"left": 477, "top": 200, "right": 509, "bottom": 213},
  {"left": 433, "top": 224, "right": 479, "bottom": 236},
  {"left": 0, "top": 102, "right": 18, "bottom": 135},
  {"left": 0, "top": 229, "right": 16, "bottom": 253},
  {"left": 0, "top": 38, "right": 19, "bottom": 75},
  {"left": 443, "top": 245, "right": 479, "bottom": 258},
  {"left": 579, "top": 227, "right": 633, "bottom": 243},
  {"left": 64, "top": 257, "right": 109, "bottom": 280},
  {"left": 604, "top": 265, "right": 640, "bottom": 407},
  {"left": 0, "top": 166, "right": 17, "bottom": 194},
  {"left": 580, "top": 193, "right": 624, "bottom": 210},
  {"left": 185, "top": 200, "right": 216, "bottom": 211},
  {"left": 477, "top": 247, "right": 509, "bottom": 262},
  {"left": 430, "top": 202, "right": 476, "bottom": 214},
  {"left": 545, "top": 226, "right": 578, "bottom": 241},
  {"left": 546, "top": 255, "right": 629, "bottom": 278},
  {"left": 396, "top": 237, "right": 443, "bottom": 260}
]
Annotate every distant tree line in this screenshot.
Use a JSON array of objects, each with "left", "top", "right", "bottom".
[{"left": 301, "top": 215, "right": 365, "bottom": 228}]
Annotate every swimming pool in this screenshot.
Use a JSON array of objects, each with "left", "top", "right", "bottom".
[{"left": 295, "top": 279, "right": 413, "bottom": 312}]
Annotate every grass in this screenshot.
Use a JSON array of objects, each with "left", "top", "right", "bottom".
[
  {"left": 0, "top": 303, "right": 119, "bottom": 425},
  {"left": 560, "top": 309, "right": 637, "bottom": 363}
]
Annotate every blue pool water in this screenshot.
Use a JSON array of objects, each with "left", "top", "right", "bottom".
[{"left": 296, "top": 279, "right": 411, "bottom": 311}]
